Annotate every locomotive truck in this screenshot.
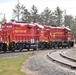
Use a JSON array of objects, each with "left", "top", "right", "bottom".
[{"left": 0, "top": 22, "right": 74, "bottom": 52}]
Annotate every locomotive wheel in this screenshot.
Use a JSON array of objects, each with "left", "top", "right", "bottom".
[
  {"left": 41, "top": 45, "right": 45, "bottom": 50},
  {"left": 4, "top": 50, "right": 6, "bottom": 52},
  {"left": 12, "top": 50, "right": 15, "bottom": 52},
  {"left": 3, "top": 43, "right": 7, "bottom": 52},
  {"left": 54, "top": 44, "right": 58, "bottom": 49},
  {"left": 68, "top": 44, "right": 71, "bottom": 48},
  {"left": 33, "top": 47, "right": 37, "bottom": 50},
  {"left": 27, "top": 48, "right": 29, "bottom": 51},
  {"left": 64, "top": 46, "right": 66, "bottom": 48},
  {"left": 71, "top": 42, "right": 74, "bottom": 47},
  {"left": 12, "top": 48, "right": 15, "bottom": 52}
]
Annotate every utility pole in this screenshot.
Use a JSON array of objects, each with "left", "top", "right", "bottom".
[
  {"left": 17, "top": 0, "right": 19, "bottom": 22},
  {"left": 64, "top": 9, "right": 66, "bottom": 26}
]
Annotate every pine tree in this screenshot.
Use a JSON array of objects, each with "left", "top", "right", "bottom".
[
  {"left": 30, "top": 5, "right": 39, "bottom": 23},
  {"left": 1, "top": 14, "right": 7, "bottom": 24},
  {"left": 54, "top": 6, "right": 63, "bottom": 26}
]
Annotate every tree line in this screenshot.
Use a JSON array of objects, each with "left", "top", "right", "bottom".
[{"left": 11, "top": 4, "right": 63, "bottom": 26}]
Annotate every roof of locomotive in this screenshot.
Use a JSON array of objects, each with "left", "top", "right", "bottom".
[
  {"left": 3, "top": 22, "right": 71, "bottom": 31},
  {"left": 29, "top": 23, "right": 44, "bottom": 29},
  {"left": 44, "top": 25, "right": 71, "bottom": 31},
  {"left": 5, "top": 22, "right": 44, "bottom": 29},
  {"left": 6, "top": 22, "right": 29, "bottom": 26}
]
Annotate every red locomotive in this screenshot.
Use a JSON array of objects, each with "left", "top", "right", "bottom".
[
  {"left": 39, "top": 25, "right": 74, "bottom": 49},
  {"left": 0, "top": 22, "right": 74, "bottom": 52},
  {"left": 0, "top": 22, "right": 44, "bottom": 52}
]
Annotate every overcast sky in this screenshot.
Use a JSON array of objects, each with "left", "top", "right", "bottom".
[{"left": 0, "top": 0, "right": 76, "bottom": 21}]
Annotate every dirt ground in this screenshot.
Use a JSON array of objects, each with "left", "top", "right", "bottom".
[{"left": 21, "top": 57, "right": 42, "bottom": 75}]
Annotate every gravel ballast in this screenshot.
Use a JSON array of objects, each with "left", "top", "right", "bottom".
[{"left": 27, "top": 50, "right": 76, "bottom": 75}]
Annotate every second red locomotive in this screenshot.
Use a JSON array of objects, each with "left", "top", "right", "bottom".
[{"left": 39, "top": 25, "right": 74, "bottom": 49}]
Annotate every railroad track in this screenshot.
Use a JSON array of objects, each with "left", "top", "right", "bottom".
[
  {"left": 47, "top": 47, "right": 76, "bottom": 70},
  {"left": 0, "top": 50, "right": 35, "bottom": 58},
  {"left": 0, "top": 47, "right": 75, "bottom": 59}
]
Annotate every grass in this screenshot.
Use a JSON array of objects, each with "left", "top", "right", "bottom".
[{"left": 0, "top": 53, "right": 34, "bottom": 75}]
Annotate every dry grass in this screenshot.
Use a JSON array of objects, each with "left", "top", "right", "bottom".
[{"left": 0, "top": 53, "right": 33, "bottom": 75}]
